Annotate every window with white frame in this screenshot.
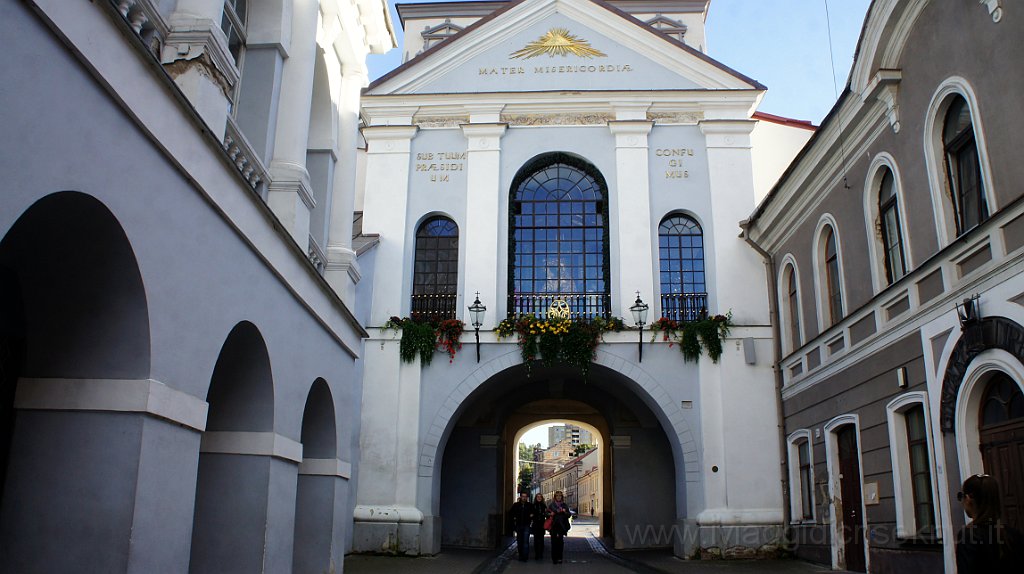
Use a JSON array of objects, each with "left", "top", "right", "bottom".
[
  {"left": 221, "top": 0, "right": 247, "bottom": 112},
  {"left": 878, "top": 168, "right": 907, "bottom": 284},
  {"left": 820, "top": 225, "right": 843, "bottom": 326},
  {"left": 787, "top": 431, "right": 815, "bottom": 522},
  {"left": 784, "top": 264, "right": 801, "bottom": 352},
  {"left": 886, "top": 393, "right": 939, "bottom": 538},
  {"left": 943, "top": 95, "right": 987, "bottom": 235}
]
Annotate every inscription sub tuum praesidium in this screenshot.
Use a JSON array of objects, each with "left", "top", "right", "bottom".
[
  {"left": 654, "top": 147, "right": 696, "bottom": 179},
  {"left": 415, "top": 152, "right": 466, "bottom": 183}
]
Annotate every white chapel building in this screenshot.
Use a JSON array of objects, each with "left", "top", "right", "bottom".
[{"left": 351, "top": 0, "right": 814, "bottom": 558}]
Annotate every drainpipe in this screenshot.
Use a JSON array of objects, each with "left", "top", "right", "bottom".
[{"left": 739, "top": 219, "right": 792, "bottom": 536}]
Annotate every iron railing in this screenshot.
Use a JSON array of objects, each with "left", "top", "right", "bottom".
[
  {"left": 410, "top": 293, "right": 458, "bottom": 321},
  {"left": 661, "top": 293, "right": 708, "bottom": 323},
  {"left": 508, "top": 293, "right": 610, "bottom": 320}
]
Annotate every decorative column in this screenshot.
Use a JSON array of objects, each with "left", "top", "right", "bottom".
[
  {"left": 162, "top": 0, "right": 238, "bottom": 139},
  {"left": 607, "top": 120, "right": 656, "bottom": 316},
  {"left": 460, "top": 118, "right": 507, "bottom": 327},
  {"left": 325, "top": 67, "right": 369, "bottom": 305},
  {"left": 266, "top": 0, "right": 319, "bottom": 245},
  {"left": 360, "top": 123, "right": 418, "bottom": 326}
]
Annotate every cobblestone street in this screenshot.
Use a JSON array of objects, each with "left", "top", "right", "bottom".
[{"left": 344, "top": 518, "right": 847, "bottom": 574}]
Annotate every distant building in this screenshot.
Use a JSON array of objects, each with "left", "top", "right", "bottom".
[
  {"left": 541, "top": 447, "right": 599, "bottom": 511},
  {"left": 548, "top": 424, "right": 594, "bottom": 447}
]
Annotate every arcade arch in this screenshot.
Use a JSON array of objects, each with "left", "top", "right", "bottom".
[
  {"left": 432, "top": 357, "right": 697, "bottom": 551},
  {"left": 0, "top": 191, "right": 151, "bottom": 570}
]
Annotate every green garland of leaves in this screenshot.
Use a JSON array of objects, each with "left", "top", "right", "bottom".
[
  {"left": 496, "top": 315, "right": 624, "bottom": 377},
  {"left": 651, "top": 313, "right": 732, "bottom": 363},
  {"left": 384, "top": 316, "right": 466, "bottom": 366}
]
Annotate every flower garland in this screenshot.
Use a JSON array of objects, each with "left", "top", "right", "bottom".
[
  {"left": 496, "top": 315, "right": 624, "bottom": 377},
  {"left": 650, "top": 313, "right": 732, "bottom": 363},
  {"left": 384, "top": 316, "right": 466, "bottom": 365}
]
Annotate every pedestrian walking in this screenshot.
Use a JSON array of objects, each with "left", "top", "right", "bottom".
[
  {"left": 508, "top": 492, "right": 534, "bottom": 562},
  {"left": 955, "top": 473, "right": 1023, "bottom": 573},
  {"left": 547, "top": 490, "right": 571, "bottom": 564},
  {"left": 531, "top": 493, "right": 549, "bottom": 561}
]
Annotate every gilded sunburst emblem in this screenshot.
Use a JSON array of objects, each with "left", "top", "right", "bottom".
[{"left": 510, "top": 28, "right": 607, "bottom": 59}]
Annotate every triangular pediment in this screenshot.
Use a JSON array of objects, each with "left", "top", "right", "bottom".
[{"left": 367, "top": 0, "right": 761, "bottom": 95}]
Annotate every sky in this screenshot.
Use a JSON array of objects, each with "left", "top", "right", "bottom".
[
  {"left": 366, "top": 0, "right": 873, "bottom": 124},
  {"left": 521, "top": 423, "right": 557, "bottom": 448}
]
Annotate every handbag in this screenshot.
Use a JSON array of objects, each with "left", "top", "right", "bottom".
[{"left": 543, "top": 516, "right": 553, "bottom": 531}]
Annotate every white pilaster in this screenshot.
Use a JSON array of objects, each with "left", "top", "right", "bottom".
[
  {"left": 361, "top": 124, "right": 418, "bottom": 326},
  {"left": 267, "top": 0, "right": 320, "bottom": 245},
  {"left": 461, "top": 122, "right": 508, "bottom": 328},
  {"left": 608, "top": 120, "right": 656, "bottom": 316},
  {"left": 325, "top": 68, "right": 368, "bottom": 305},
  {"left": 700, "top": 119, "right": 767, "bottom": 324},
  {"left": 696, "top": 119, "right": 782, "bottom": 528}
]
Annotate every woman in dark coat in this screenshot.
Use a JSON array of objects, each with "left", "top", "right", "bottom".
[
  {"left": 531, "top": 493, "right": 549, "bottom": 561},
  {"left": 547, "top": 490, "right": 571, "bottom": 564},
  {"left": 956, "top": 473, "right": 1022, "bottom": 573},
  {"left": 508, "top": 492, "right": 534, "bottom": 562}
]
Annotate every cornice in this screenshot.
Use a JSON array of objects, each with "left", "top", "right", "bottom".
[{"left": 460, "top": 122, "right": 509, "bottom": 140}]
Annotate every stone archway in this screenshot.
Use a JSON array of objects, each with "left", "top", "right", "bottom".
[
  {"left": 504, "top": 404, "right": 611, "bottom": 536},
  {"left": 426, "top": 351, "right": 698, "bottom": 553}
]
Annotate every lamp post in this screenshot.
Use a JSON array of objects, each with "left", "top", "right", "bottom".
[
  {"left": 629, "top": 291, "right": 649, "bottom": 363},
  {"left": 468, "top": 292, "right": 486, "bottom": 363}
]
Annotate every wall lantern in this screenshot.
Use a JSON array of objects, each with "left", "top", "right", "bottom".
[
  {"left": 955, "top": 294, "right": 984, "bottom": 352},
  {"left": 629, "top": 291, "right": 649, "bottom": 363},
  {"left": 468, "top": 292, "right": 487, "bottom": 363}
]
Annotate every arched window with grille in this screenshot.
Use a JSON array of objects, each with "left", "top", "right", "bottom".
[
  {"left": 658, "top": 214, "right": 706, "bottom": 322},
  {"left": 509, "top": 154, "right": 609, "bottom": 319},
  {"left": 943, "top": 95, "right": 987, "bottom": 235},
  {"left": 878, "top": 167, "right": 907, "bottom": 284},
  {"left": 412, "top": 217, "right": 459, "bottom": 320}
]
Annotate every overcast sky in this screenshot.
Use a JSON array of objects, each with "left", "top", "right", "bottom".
[{"left": 366, "top": 0, "right": 873, "bottom": 124}]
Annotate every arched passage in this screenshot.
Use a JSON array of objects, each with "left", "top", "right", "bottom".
[
  {"left": 293, "top": 378, "right": 344, "bottom": 574},
  {"left": 190, "top": 321, "right": 279, "bottom": 574},
  {"left": 433, "top": 357, "right": 692, "bottom": 551},
  {"left": 0, "top": 191, "right": 152, "bottom": 570}
]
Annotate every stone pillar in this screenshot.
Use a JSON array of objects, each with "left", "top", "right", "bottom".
[
  {"left": 608, "top": 120, "right": 656, "bottom": 316},
  {"left": 0, "top": 378, "right": 207, "bottom": 573},
  {"left": 353, "top": 344, "right": 425, "bottom": 554},
  {"left": 267, "top": 0, "right": 320, "bottom": 245},
  {"left": 293, "top": 458, "right": 352, "bottom": 573},
  {"left": 325, "top": 68, "right": 369, "bottom": 305},
  {"left": 360, "top": 124, "right": 418, "bottom": 326},
  {"left": 190, "top": 431, "right": 303, "bottom": 573},
  {"left": 460, "top": 119, "right": 507, "bottom": 327}
]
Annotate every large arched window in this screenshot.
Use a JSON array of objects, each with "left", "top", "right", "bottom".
[
  {"left": 509, "top": 155, "right": 609, "bottom": 319},
  {"left": 658, "top": 214, "right": 706, "bottom": 322},
  {"left": 412, "top": 217, "right": 459, "bottom": 320},
  {"left": 943, "top": 95, "right": 987, "bottom": 235},
  {"left": 822, "top": 226, "right": 843, "bottom": 326},
  {"left": 878, "top": 168, "right": 907, "bottom": 284}
]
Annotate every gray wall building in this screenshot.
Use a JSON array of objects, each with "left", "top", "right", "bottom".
[{"left": 744, "top": 1, "right": 1023, "bottom": 572}]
